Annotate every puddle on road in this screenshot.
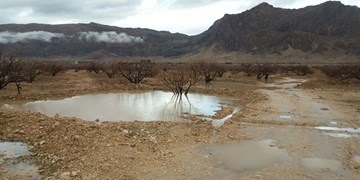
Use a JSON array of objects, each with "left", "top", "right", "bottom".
[
  {"left": 272, "top": 78, "right": 307, "bottom": 88},
  {"left": 316, "top": 126, "right": 360, "bottom": 138},
  {"left": 203, "top": 140, "right": 289, "bottom": 172},
  {"left": 0, "top": 142, "right": 30, "bottom": 158},
  {"left": 323, "top": 133, "right": 353, "bottom": 138},
  {"left": 207, "top": 107, "right": 240, "bottom": 128},
  {"left": 301, "top": 158, "right": 342, "bottom": 171},
  {"left": 353, "top": 156, "right": 360, "bottom": 164},
  {"left": 22, "top": 91, "right": 229, "bottom": 122},
  {"left": 262, "top": 87, "right": 282, "bottom": 90},
  {"left": 1, "top": 161, "right": 40, "bottom": 180},
  {"left": 315, "top": 126, "right": 360, "bottom": 133},
  {"left": 279, "top": 115, "right": 292, "bottom": 119},
  {"left": 0, "top": 142, "right": 40, "bottom": 180}
]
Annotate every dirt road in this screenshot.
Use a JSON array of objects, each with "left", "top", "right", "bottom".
[
  {"left": 194, "top": 77, "right": 360, "bottom": 179},
  {"left": 253, "top": 77, "right": 359, "bottom": 126},
  {"left": 137, "top": 77, "right": 360, "bottom": 179}
]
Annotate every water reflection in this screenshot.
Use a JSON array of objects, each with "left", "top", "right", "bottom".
[
  {"left": 0, "top": 142, "right": 30, "bottom": 158},
  {"left": 23, "top": 91, "right": 228, "bottom": 122},
  {"left": 0, "top": 141, "right": 40, "bottom": 180},
  {"left": 203, "top": 140, "right": 289, "bottom": 172}
]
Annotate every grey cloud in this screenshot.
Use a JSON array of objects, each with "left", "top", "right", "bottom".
[
  {"left": 170, "top": 0, "right": 232, "bottom": 9},
  {"left": 79, "top": 31, "right": 144, "bottom": 43},
  {"left": 0, "top": 0, "right": 142, "bottom": 24},
  {"left": 0, "top": 31, "right": 65, "bottom": 44}
]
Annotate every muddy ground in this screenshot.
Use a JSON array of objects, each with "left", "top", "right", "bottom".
[{"left": 0, "top": 70, "right": 359, "bottom": 179}]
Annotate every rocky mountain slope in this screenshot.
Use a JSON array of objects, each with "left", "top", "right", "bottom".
[
  {"left": 0, "top": 1, "right": 359, "bottom": 58},
  {"left": 195, "top": 1, "right": 360, "bottom": 55}
]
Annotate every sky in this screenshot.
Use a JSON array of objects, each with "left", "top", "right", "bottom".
[{"left": 0, "top": 0, "right": 359, "bottom": 35}]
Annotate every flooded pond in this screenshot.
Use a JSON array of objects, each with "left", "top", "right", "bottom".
[
  {"left": 203, "top": 140, "right": 289, "bottom": 172},
  {"left": 0, "top": 141, "right": 40, "bottom": 180},
  {"left": 23, "top": 91, "right": 229, "bottom": 122},
  {"left": 301, "top": 158, "right": 342, "bottom": 171}
]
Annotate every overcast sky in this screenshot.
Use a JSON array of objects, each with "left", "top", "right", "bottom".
[{"left": 0, "top": 0, "right": 359, "bottom": 35}]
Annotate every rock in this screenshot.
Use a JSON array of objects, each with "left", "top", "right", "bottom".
[
  {"left": 14, "top": 129, "right": 21, "bottom": 133},
  {"left": 54, "top": 121, "right": 61, "bottom": 126},
  {"left": 161, "top": 151, "right": 173, "bottom": 157},
  {"left": 70, "top": 171, "right": 78, "bottom": 177},
  {"left": 149, "top": 136, "right": 157, "bottom": 143},
  {"left": 60, "top": 172, "right": 71, "bottom": 179},
  {"left": 39, "top": 140, "right": 46, "bottom": 145},
  {"left": 122, "top": 129, "right": 129, "bottom": 134},
  {"left": 255, "top": 174, "right": 263, "bottom": 179},
  {"left": 89, "top": 124, "right": 97, "bottom": 129},
  {"left": 227, "top": 134, "right": 235, "bottom": 139},
  {"left": 74, "top": 135, "right": 81, "bottom": 139}
]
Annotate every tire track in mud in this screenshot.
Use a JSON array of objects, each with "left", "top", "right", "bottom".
[{"left": 254, "top": 77, "right": 357, "bottom": 127}]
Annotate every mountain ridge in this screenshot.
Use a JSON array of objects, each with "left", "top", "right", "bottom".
[
  {"left": 195, "top": 1, "right": 360, "bottom": 55},
  {"left": 0, "top": 1, "right": 359, "bottom": 59}
]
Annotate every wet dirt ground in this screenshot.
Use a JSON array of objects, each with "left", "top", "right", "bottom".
[{"left": 0, "top": 70, "right": 360, "bottom": 179}]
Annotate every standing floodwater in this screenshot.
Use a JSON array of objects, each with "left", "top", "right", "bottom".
[
  {"left": 0, "top": 142, "right": 40, "bottom": 179},
  {"left": 23, "top": 91, "right": 228, "bottom": 122},
  {"left": 203, "top": 140, "right": 290, "bottom": 172}
]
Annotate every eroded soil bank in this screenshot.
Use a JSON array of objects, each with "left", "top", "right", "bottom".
[{"left": 1, "top": 70, "right": 360, "bottom": 179}]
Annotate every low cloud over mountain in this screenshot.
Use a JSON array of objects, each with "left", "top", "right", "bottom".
[
  {"left": 0, "top": 31, "right": 64, "bottom": 44},
  {"left": 78, "top": 31, "right": 144, "bottom": 43}
]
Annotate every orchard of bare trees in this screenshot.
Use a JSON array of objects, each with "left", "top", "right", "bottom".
[
  {"left": 1, "top": 50, "right": 359, "bottom": 96},
  {"left": 0, "top": 49, "right": 71, "bottom": 94},
  {"left": 317, "top": 64, "right": 360, "bottom": 81}
]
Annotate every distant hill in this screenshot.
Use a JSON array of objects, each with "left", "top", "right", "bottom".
[
  {"left": 0, "top": 1, "right": 359, "bottom": 60},
  {"left": 0, "top": 22, "right": 193, "bottom": 57},
  {"left": 195, "top": 1, "right": 360, "bottom": 56}
]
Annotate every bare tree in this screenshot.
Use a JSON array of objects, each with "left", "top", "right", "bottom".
[
  {"left": 240, "top": 63, "right": 254, "bottom": 76},
  {"left": 42, "top": 61, "right": 64, "bottom": 76},
  {"left": 200, "top": 63, "right": 219, "bottom": 83},
  {"left": 255, "top": 64, "right": 277, "bottom": 80},
  {"left": 86, "top": 62, "right": 103, "bottom": 74},
  {"left": 280, "top": 65, "right": 312, "bottom": 76},
  {"left": 23, "top": 60, "right": 42, "bottom": 83},
  {"left": 160, "top": 64, "right": 202, "bottom": 96},
  {"left": 118, "top": 62, "right": 153, "bottom": 84},
  {"left": 0, "top": 50, "right": 24, "bottom": 94},
  {"left": 103, "top": 60, "right": 119, "bottom": 78},
  {"left": 198, "top": 63, "right": 226, "bottom": 83},
  {"left": 215, "top": 64, "right": 226, "bottom": 77},
  {"left": 320, "top": 64, "right": 360, "bottom": 81}
]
